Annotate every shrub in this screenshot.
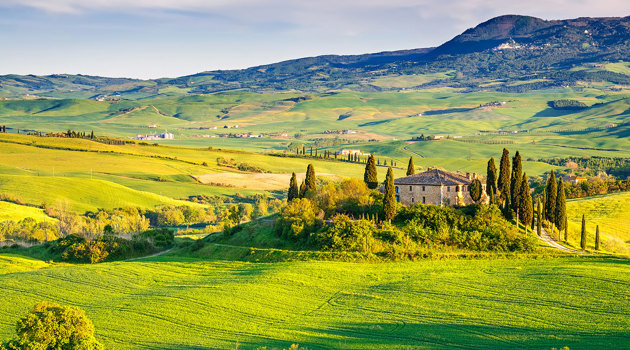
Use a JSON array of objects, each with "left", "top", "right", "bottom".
[
  {"left": 140, "top": 228, "right": 175, "bottom": 249},
  {"left": 3, "top": 302, "right": 103, "bottom": 350},
  {"left": 315, "top": 215, "right": 376, "bottom": 251},
  {"left": 274, "top": 198, "right": 322, "bottom": 242},
  {"left": 62, "top": 240, "right": 111, "bottom": 264}
]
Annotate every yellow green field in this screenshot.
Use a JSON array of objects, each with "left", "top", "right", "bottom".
[{"left": 567, "top": 192, "right": 630, "bottom": 254}]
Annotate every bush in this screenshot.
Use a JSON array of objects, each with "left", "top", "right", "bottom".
[
  {"left": 192, "top": 239, "right": 206, "bottom": 251},
  {"left": 3, "top": 302, "right": 103, "bottom": 350},
  {"left": 140, "top": 228, "right": 175, "bottom": 249},
  {"left": 314, "top": 215, "right": 376, "bottom": 251},
  {"left": 62, "top": 240, "right": 111, "bottom": 263},
  {"left": 274, "top": 198, "right": 322, "bottom": 242}
]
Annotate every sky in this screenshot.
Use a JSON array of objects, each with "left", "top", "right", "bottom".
[{"left": 0, "top": 0, "right": 628, "bottom": 79}]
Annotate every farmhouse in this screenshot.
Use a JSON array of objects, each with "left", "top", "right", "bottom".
[
  {"left": 393, "top": 168, "right": 486, "bottom": 206},
  {"left": 339, "top": 149, "right": 370, "bottom": 156},
  {"left": 564, "top": 175, "right": 587, "bottom": 184},
  {"left": 134, "top": 131, "right": 174, "bottom": 141}
]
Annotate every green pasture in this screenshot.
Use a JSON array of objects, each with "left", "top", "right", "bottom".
[
  {"left": 0, "top": 201, "right": 55, "bottom": 223},
  {"left": 0, "top": 255, "right": 627, "bottom": 349},
  {"left": 567, "top": 192, "right": 630, "bottom": 255},
  {"left": 0, "top": 174, "right": 194, "bottom": 213}
]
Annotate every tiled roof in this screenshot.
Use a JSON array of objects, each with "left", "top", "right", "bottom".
[{"left": 394, "top": 168, "right": 482, "bottom": 186}]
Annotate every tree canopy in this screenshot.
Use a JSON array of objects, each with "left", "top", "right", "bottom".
[{"left": 3, "top": 302, "right": 103, "bottom": 350}]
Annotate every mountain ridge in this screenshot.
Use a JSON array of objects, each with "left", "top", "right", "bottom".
[{"left": 1, "top": 14, "right": 629, "bottom": 98}]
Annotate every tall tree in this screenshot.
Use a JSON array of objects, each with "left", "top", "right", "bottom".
[
  {"left": 383, "top": 167, "right": 396, "bottom": 221},
  {"left": 364, "top": 154, "right": 379, "bottom": 189},
  {"left": 469, "top": 179, "right": 483, "bottom": 203},
  {"left": 406, "top": 157, "right": 415, "bottom": 176},
  {"left": 510, "top": 151, "right": 523, "bottom": 212},
  {"left": 595, "top": 225, "right": 600, "bottom": 251},
  {"left": 545, "top": 170, "right": 557, "bottom": 225},
  {"left": 486, "top": 157, "right": 498, "bottom": 203},
  {"left": 304, "top": 164, "right": 316, "bottom": 193},
  {"left": 536, "top": 198, "right": 542, "bottom": 236},
  {"left": 498, "top": 148, "right": 511, "bottom": 206},
  {"left": 580, "top": 214, "right": 587, "bottom": 251},
  {"left": 287, "top": 173, "right": 299, "bottom": 201},
  {"left": 555, "top": 179, "right": 567, "bottom": 239},
  {"left": 564, "top": 216, "right": 568, "bottom": 241},
  {"left": 519, "top": 173, "right": 533, "bottom": 229}
]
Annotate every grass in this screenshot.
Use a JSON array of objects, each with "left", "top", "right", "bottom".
[
  {"left": 0, "top": 201, "right": 55, "bottom": 222},
  {"left": 0, "top": 254, "right": 627, "bottom": 349},
  {"left": 0, "top": 174, "right": 195, "bottom": 213},
  {"left": 567, "top": 192, "right": 630, "bottom": 255}
]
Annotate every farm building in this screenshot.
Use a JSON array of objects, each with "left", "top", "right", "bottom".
[
  {"left": 391, "top": 168, "right": 486, "bottom": 206},
  {"left": 134, "top": 131, "right": 174, "bottom": 141},
  {"left": 563, "top": 175, "right": 587, "bottom": 184},
  {"left": 339, "top": 149, "right": 370, "bottom": 156}
]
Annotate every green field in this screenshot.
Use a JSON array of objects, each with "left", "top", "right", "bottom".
[
  {"left": 567, "top": 192, "right": 630, "bottom": 254},
  {"left": 0, "top": 253, "right": 627, "bottom": 349}
]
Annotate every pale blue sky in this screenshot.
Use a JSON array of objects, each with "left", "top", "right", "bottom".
[{"left": 0, "top": 0, "right": 628, "bottom": 78}]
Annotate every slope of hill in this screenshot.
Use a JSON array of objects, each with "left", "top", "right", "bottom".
[{"left": 1, "top": 15, "right": 629, "bottom": 97}]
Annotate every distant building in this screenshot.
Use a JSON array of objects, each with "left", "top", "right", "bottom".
[
  {"left": 342, "top": 130, "right": 357, "bottom": 134},
  {"left": 339, "top": 149, "right": 370, "bottom": 156},
  {"left": 134, "top": 130, "right": 174, "bottom": 141},
  {"left": 389, "top": 168, "right": 486, "bottom": 207},
  {"left": 148, "top": 124, "right": 158, "bottom": 128},
  {"left": 564, "top": 175, "right": 587, "bottom": 184},
  {"left": 432, "top": 135, "right": 445, "bottom": 140}
]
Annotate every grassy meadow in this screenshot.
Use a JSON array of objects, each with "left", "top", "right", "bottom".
[
  {"left": 0, "top": 253, "right": 627, "bottom": 349},
  {"left": 567, "top": 192, "right": 630, "bottom": 254}
]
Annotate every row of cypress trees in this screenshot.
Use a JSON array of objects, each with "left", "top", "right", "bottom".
[{"left": 486, "top": 148, "right": 534, "bottom": 229}]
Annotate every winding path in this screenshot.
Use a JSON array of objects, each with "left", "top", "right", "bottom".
[
  {"left": 535, "top": 221, "right": 584, "bottom": 254},
  {"left": 125, "top": 248, "right": 174, "bottom": 261}
]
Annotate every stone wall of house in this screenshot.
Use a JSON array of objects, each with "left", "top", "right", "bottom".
[{"left": 395, "top": 184, "right": 487, "bottom": 206}]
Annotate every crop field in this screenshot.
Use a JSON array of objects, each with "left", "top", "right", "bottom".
[
  {"left": 567, "top": 192, "right": 630, "bottom": 254},
  {"left": 0, "top": 201, "right": 55, "bottom": 222},
  {"left": 0, "top": 254, "right": 627, "bottom": 349}
]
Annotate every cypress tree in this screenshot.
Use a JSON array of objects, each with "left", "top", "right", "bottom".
[
  {"left": 406, "top": 157, "right": 415, "bottom": 176},
  {"left": 580, "top": 214, "right": 587, "bottom": 251},
  {"left": 469, "top": 179, "right": 482, "bottom": 203},
  {"left": 595, "top": 225, "right": 600, "bottom": 251},
  {"left": 555, "top": 179, "right": 567, "bottom": 236},
  {"left": 383, "top": 167, "right": 396, "bottom": 221},
  {"left": 486, "top": 157, "right": 498, "bottom": 203},
  {"left": 364, "top": 154, "right": 378, "bottom": 189},
  {"left": 510, "top": 151, "right": 522, "bottom": 212},
  {"left": 299, "top": 180, "right": 306, "bottom": 198},
  {"left": 287, "top": 172, "right": 299, "bottom": 201},
  {"left": 519, "top": 173, "right": 533, "bottom": 229},
  {"left": 564, "top": 215, "right": 568, "bottom": 241},
  {"left": 545, "top": 170, "right": 557, "bottom": 224},
  {"left": 305, "top": 164, "right": 316, "bottom": 193},
  {"left": 498, "top": 148, "right": 511, "bottom": 206},
  {"left": 536, "top": 198, "right": 542, "bottom": 236}
]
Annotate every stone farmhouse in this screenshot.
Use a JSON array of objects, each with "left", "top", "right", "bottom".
[{"left": 393, "top": 168, "right": 486, "bottom": 206}]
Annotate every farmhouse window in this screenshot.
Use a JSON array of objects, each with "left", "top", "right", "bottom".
[
  {"left": 422, "top": 186, "right": 425, "bottom": 191},
  {"left": 411, "top": 197, "right": 415, "bottom": 203},
  {"left": 447, "top": 187, "right": 450, "bottom": 192},
  {"left": 422, "top": 196, "right": 426, "bottom": 204},
  {"left": 409, "top": 186, "right": 412, "bottom": 191},
  {"left": 395, "top": 186, "right": 399, "bottom": 194}
]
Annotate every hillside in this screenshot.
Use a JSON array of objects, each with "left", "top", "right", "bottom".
[{"left": 1, "top": 15, "right": 629, "bottom": 98}]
